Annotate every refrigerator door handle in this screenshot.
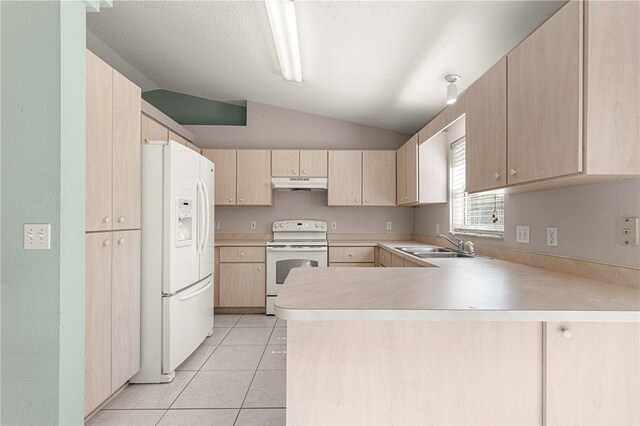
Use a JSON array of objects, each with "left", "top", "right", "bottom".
[
  {"left": 200, "top": 178, "right": 211, "bottom": 251},
  {"left": 196, "top": 179, "right": 206, "bottom": 255},
  {"left": 178, "top": 279, "right": 212, "bottom": 302}
]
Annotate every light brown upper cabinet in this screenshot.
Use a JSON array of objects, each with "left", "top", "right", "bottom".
[
  {"left": 299, "top": 150, "right": 328, "bottom": 177},
  {"left": 272, "top": 150, "right": 300, "bottom": 177},
  {"left": 328, "top": 151, "right": 363, "bottom": 206},
  {"left": 418, "top": 130, "right": 448, "bottom": 204},
  {"left": 362, "top": 151, "right": 396, "bottom": 206},
  {"left": 203, "top": 149, "right": 237, "bottom": 206},
  {"left": 112, "top": 71, "right": 141, "bottom": 230},
  {"left": 141, "top": 114, "right": 168, "bottom": 144},
  {"left": 397, "top": 136, "right": 418, "bottom": 205},
  {"left": 507, "top": 1, "right": 582, "bottom": 185},
  {"left": 465, "top": 57, "right": 507, "bottom": 193},
  {"left": 86, "top": 51, "right": 141, "bottom": 232},
  {"left": 237, "top": 150, "right": 273, "bottom": 205},
  {"left": 169, "top": 130, "right": 200, "bottom": 154}
]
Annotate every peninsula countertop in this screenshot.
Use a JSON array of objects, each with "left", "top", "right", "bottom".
[{"left": 275, "top": 245, "right": 640, "bottom": 322}]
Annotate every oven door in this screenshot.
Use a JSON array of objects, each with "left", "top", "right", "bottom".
[{"left": 266, "top": 246, "right": 328, "bottom": 297}]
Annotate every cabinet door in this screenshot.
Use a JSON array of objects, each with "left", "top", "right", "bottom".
[
  {"left": 507, "top": 1, "right": 582, "bottom": 185},
  {"left": 362, "top": 151, "right": 396, "bottom": 206},
  {"left": 186, "top": 141, "right": 201, "bottom": 154},
  {"left": 237, "top": 150, "right": 272, "bottom": 205},
  {"left": 466, "top": 58, "right": 507, "bottom": 192},
  {"left": 396, "top": 144, "right": 406, "bottom": 204},
  {"left": 86, "top": 51, "right": 113, "bottom": 232},
  {"left": 272, "top": 150, "right": 300, "bottom": 177},
  {"left": 203, "top": 149, "right": 237, "bottom": 205},
  {"left": 112, "top": 70, "right": 141, "bottom": 230},
  {"left": 111, "top": 230, "right": 141, "bottom": 392},
  {"left": 328, "top": 151, "right": 362, "bottom": 206},
  {"left": 391, "top": 254, "right": 404, "bottom": 267},
  {"left": 141, "top": 114, "right": 168, "bottom": 144},
  {"left": 405, "top": 137, "right": 419, "bottom": 204},
  {"left": 85, "top": 233, "right": 112, "bottom": 415},
  {"left": 545, "top": 322, "right": 639, "bottom": 425},
  {"left": 300, "top": 150, "right": 328, "bottom": 177},
  {"left": 219, "top": 263, "right": 265, "bottom": 307},
  {"left": 168, "top": 130, "right": 188, "bottom": 147}
]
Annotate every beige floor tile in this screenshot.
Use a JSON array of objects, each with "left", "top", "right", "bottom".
[
  {"left": 172, "top": 370, "right": 254, "bottom": 409},
  {"left": 267, "top": 327, "right": 287, "bottom": 346},
  {"left": 274, "top": 319, "right": 287, "bottom": 328},
  {"left": 107, "top": 371, "right": 196, "bottom": 409},
  {"left": 235, "top": 314, "right": 277, "bottom": 328},
  {"left": 213, "top": 314, "right": 241, "bottom": 328},
  {"left": 177, "top": 345, "right": 216, "bottom": 371},
  {"left": 258, "top": 346, "right": 286, "bottom": 371},
  {"left": 243, "top": 371, "right": 286, "bottom": 408},
  {"left": 235, "top": 408, "right": 286, "bottom": 426},
  {"left": 87, "top": 409, "right": 165, "bottom": 425},
  {"left": 201, "top": 327, "right": 231, "bottom": 346},
  {"left": 157, "top": 409, "right": 238, "bottom": 425},
  {"left": 221, "top": 327, "right": 273, "bottom": 346},
  {"left": 201, "top": 345, "right": 265, "bottom": 371}
]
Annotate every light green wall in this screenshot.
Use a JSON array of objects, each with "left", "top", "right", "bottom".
[{"left": 1, "top": 1, "right": 87, "bottom": 424}]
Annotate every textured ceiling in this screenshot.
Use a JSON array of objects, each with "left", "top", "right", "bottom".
[{"left": 87, "top": 0, "right": 565, "bottom": 133}]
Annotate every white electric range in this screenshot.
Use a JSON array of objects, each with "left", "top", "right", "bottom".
[{"left": 266, "top": 220, "right": 328, "bottom": 315}]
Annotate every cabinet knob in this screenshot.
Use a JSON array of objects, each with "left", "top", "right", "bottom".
[
  {"left": 258, "top": 266, "right": 262, "bottom": 271},
  {"left": 103, "top": 216, "right": 111, "bottom": 224},
  {"left": 355, "top": 199, "right": 359, "bottom": 203},
  {"left": 239, "top": 198, "right": 243, "bottom": 203},
  {"left": 118, "top": 216, "right": 125, "bottom": 223},
  {"left": 229, "top": 198, "right": 233, "bottom": 202},
  {"left": 493, "top": 172, "right": 501, "bottom": 180},
  {"left": 509, "top": 168, "right": 517, "bottom": 176},
  {"left": 561, "top": 327, "right": 572, "bottom": 338},
  {"left": 302, "top": 170, "right": 307, "bottom": 174},
  {"left": 292, "top": 169, "right": 297, "bottom": 174},
  {"left": 349, "top": 253, "right": 354, "bottom": 257},
  {"left": 117, "top": 238, "right": 124, "bottom": 245},
  {"left": 365, "top": 199, "right": 369, "bottom": 203},
  {"left": 240, "top": 252, "right": 245, "bottom": 257},
  {"left": 103, "top": 239, "right": 111, "bottom": 247}
]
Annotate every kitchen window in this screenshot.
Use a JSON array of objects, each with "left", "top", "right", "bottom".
[{"left": 450, "top": 137, "right": 504, "bottom": 237}]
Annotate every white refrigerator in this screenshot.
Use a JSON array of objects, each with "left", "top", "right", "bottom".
[{"left": 132, "top": 140, "right": 214, "bottom": 383}]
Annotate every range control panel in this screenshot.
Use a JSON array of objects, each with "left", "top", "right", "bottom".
[{"left": 272, "top": 220, "right": 327, "bottom": 232}]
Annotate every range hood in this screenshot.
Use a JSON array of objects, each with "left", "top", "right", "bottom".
[{"left": 271, "top": 177, "right": 327, "bottom": 191}]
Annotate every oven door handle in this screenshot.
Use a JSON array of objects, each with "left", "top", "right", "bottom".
[{"left": 267, "top": 247, "right": 328, "bottom": 252}]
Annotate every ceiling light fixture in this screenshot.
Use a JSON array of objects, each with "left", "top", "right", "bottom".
[
  {"left": 265, "top": 0, "right": 303, "bottom": 84},
  {"left": 445, "top": 74, "right": 462, "bottom": 105}
]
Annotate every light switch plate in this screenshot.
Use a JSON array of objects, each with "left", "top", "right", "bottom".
[
  {"left": 546, "top": 226, "right": 558, "bottom": 247},
  {"left": 331, "top": 221, "right": 337, "bottom": 230},
  {"left": 618, "top": 217, "right": 639, "bottom": 246},
  {"left": 215, "top": 220, "right": 221, "bottom": 230},
  {"left": 250, "top": 221, "right": 257, "bottom": 230},
  {"left": 386, "top": 222, "right": 392, "bottom": 230},
  {"left": 516, "top": 225, "right": 530, "bottom": 244},
  {"left": 24, "top": 224, "right": 51, "bottom": 249}
]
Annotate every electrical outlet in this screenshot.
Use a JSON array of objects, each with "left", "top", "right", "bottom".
[
  {"left": 618, "top": 217, "right": 639, "bottom": 246},
  {"left": 250, "top": 221, "right": 257, "bottom": 230},
  {"left": 24, "top": 224, "right": 51, "bottom": 250},
  {"left": 386, "top": 222, "right": 392, "bottom": 231},
  {"left": 516, "top": 225, "right": 530, "bottom": 244},
  {"left": 546, "top": 226, "right": 558, "bottom": 247},
  {"left": 331, "top": 221, "right": 337, "bottom": 230},
  {"left": 215, "top": 220, "right": 221, "bottom": 230}
]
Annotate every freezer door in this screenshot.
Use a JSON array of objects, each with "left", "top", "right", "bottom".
[
  {"left": 162, "top": 277, "right": 213, "bottom": 374},
  {"left": 199, "top": 156, "right": 215, "bottom": 280},
  {"left": 165, "top": 141, "right": 201, "bottom": 294}
]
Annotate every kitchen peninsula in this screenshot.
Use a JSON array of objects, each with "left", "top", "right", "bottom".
[{"left": 275, "top": 249, "right": 640, "bottom": 425}]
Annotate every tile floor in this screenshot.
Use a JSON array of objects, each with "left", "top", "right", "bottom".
[{"left": 88, "top": 314, "right": 287, "bottom": 426}]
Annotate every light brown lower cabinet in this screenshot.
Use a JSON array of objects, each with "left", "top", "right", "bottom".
[
  {"left": 376, "top": 248, "right": 392, "bottom": 267},
  {"left": 219, "top": 263, "right": 266, "bottom": 307},
  {"left": 391, "top": 253, "right": 404, "bottom": 267},
  {"left": 329, "top": 246, "right": 375, "bottom": 264},
  {"left": 85, "top": 230, "right": 141, "bottom": 416},
  {"left": 329, "top": 262, "right": 373, "bottom": 267}
]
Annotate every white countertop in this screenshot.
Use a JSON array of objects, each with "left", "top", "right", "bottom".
[{"left": 275, "top": 242, "right": 640, "bottom": 322}]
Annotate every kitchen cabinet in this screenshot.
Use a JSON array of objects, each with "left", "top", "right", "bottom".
[
  {"left": 328, "top": 151, "right": 362, "bottom": 206},
  {"left": 300, "top": 150, "right": 328, "bottom": 177},
  {"left": 168, "top": 130, "right": 189, "bottom": 147},
  {"left": 111, "top": 230, "right": 141, "bottom": 392},
  {"left": 272, "top": 150, "right": 300, "bottom": 177},
  {"left": 330, "top": 263, "right": 372, "bottom": 267},
  {"left": 220, "top": 246, "right": 265, "bottom": 263},
  {"left": 418, "top": 130, "right": 448, "bottom": 204},
  {"left": 112, "top": 71, "right": 141, "bottom": 230},
  {"left": 507, "top": 1, "right": 582, "bottom": 185},
  {"left": 396, "top": 136, "right": 418, "bottom": 205},
  {"left": 403, "top": 259, "right": 422, "bottom": 268},
  {"left": 329, "top": 246, "right": 375, "bottom": 264},
  {"left": 186, "top": 141, "right": 201, "bottom": 154},
  {"left": 465, "top": 58, "right": 507, "bottom": 192},
  {"left": 141, "top": 114, "right": 168, "bottom": 144},
  {"left": 544, "top": 322, "right": 640, "bottom": 425},
  {"left": 362, "top": 151, "right": 396, "bottom": 206},
  {"left": 219, "top": 263, "right": 266, "bottom": 307},
  {"left": 377, "top": 248, "right": 392, "bottom": 267},
  {"left": 237, "top": 150, "right": 272, "bottom": 205},
  {"left": 203, "top": 149, "right": 237, "bottom": 206},
  {"left": 391, "top": 254, "right": 404, "bottom": 267}
]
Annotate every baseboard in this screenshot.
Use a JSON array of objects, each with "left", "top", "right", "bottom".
[
  {"left": 83, "top": 382, "right": 128, "bottom": 423},
  {"left": 215, "top": 307, "right": 266, "bottom": 314}
]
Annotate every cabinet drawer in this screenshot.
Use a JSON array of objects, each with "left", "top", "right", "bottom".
[
  {"left": 219, "top": 246, "right": 265, "bottom": 263},
  {"left": 330, "top": 262, "right": 373, "bottom": 267},
  {"left": 378, "top": 248, "right": 392, "bottom": 267},
  {"left": 219, "top": 263, "right": 265, "bottom": 307},
  {"left": 329, "top": 246, "right": 375, "bottom": 263}
]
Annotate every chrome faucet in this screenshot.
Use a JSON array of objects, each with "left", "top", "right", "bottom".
[{"left": 438, "top": 232, "right": 475, "bottom": 255}]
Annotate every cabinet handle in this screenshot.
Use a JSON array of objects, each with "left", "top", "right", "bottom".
[
  {"left": 117, "top": 238, "right": 124, "bottom": 245},
  {"left": 118, "top": 216, "right": 125, "bottom": 223},
  {"left": 103, "top": 216, "right": 111, "bottom": 224},
  {"left": 509, "top": 168, "right": 517, "bottom": 176},
  {"left": 493, "top": 172, "right": 501, "bottom": 180},
  {"left": 561, "top": 327, "right": 572, "bottom": 338},
  {"left": 103, "top": 239, "right": 111, "bottom": 247}
]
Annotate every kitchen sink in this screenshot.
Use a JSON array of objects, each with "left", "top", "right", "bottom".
[{"left": 395, "top": 246, "right": 474, "bottom": 259}]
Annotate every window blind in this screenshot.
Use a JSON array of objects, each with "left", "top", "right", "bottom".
[{"left": 450, "top": 138, "right": 504, "bottom": 236}]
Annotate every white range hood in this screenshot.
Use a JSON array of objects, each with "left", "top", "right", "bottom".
[{"left": 271, "top": 177, "right": 327, "bottom": 191}]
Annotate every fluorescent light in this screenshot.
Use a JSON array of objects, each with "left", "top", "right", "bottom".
[{"left": 265, "top": 0, "right": 302, "bottom": 83}]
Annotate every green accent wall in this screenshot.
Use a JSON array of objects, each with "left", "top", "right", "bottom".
[
  {"left": 142, "top": 89, "right": 247, "bottom": 125},
  {"left": 1, "top": 1, "right": 87, "bottom": 424}
]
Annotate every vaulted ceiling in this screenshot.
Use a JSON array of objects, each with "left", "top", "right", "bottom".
[{"left": 87, "top": 1, "right": 565, "bottom": 133}]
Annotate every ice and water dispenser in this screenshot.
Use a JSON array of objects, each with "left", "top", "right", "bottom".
[{"left": 176, "top": 198, "right": 193, "bottom": 247}]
